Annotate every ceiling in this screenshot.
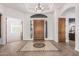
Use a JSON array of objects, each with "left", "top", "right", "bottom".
[{"left": 0, "top": 3, "right": 65, "bottom": 13}]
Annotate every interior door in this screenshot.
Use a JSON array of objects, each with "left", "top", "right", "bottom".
[
  {"left": 33, "top": 20, "right": 44, "bottom": 41},
  {"left": 58, "top": 18, "right": 66, "bottom": 42}
]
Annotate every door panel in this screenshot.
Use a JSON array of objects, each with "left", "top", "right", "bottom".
[
  {"left": 33, "top": 20, "right": 44, "bottom": 41},
  {"left": 58, "top": 18, "right": 66, "bottom": 42}
]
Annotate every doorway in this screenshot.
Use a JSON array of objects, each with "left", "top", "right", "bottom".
[
  {"left": 6, "top": 17, "right": 22, "bottom": 43},
  {"left": 33, "top": 20, "right": 44, "bottom": 41},
  {"left": 69, "top": 18, "right": 75, "bottom": 48},
  {"left": 58, "top": 18, "right": 66, "bottom": 42}
]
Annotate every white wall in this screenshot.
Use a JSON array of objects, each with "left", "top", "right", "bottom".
[
  {"left": 75, "top": 4, "right": 79, "bottom": 52},
  {"left": 1, "top": 16, "right": 7, "bottom": 44},
  {"left": 0, "top": 5, "right": 5, "bottom": 44},
  {"left": 0, "top": 5, "right": 25, "bottom": 44},
  {"left": 60, "top": 3, "right": 76, "bottom": 16},
  {"left": 61, "top": 7, "right": 75, "bottom": 17},
  {"left": 23, "top": 13, "right": 31, "bottom": 40},
  {"left": 45, "top": 13, "right": 55, "bottom": 40},
  {"left": 53, "top": 8, "right": 59, "bottom": 42}
]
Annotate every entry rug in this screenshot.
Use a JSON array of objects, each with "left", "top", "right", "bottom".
[{"left": 19, "top": 41, "right": 58, "bottom": 52}]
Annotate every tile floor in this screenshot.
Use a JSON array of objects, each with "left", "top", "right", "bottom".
[
  {"left": 19, "top": 41, "right": 58, "bottom": 51},
  {"left": 0, "top": 40, "right": 79, "bottom": 56}
]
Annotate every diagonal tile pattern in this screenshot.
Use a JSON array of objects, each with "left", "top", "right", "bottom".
[{"left": 19, "top": 41, "right": 58, "bottom": 52}]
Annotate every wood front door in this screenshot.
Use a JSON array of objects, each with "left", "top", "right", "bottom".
[
  {"left": 33, "top": 20, "right": 44, "bottom": 41},
  {"left": 58, "top": 18, "right": 66, "bottom": 42}
]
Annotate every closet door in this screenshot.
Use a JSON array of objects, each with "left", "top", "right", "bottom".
[{"left": 58, "top": 18, "right": 66, "bottom": 42}]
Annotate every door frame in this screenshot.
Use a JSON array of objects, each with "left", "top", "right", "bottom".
[
  {"left": 64, "top": 18, "right": 75, "bottom": 43},
  {"left": 6, "top": 17, "right": 23, "bottom": 43},
  {"left": 68, "top": 18, "right": 75, "bottom": 48}
]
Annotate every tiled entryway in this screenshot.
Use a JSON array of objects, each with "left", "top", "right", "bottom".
[
  {"left": 19, "top": 41, "right": 58, "bottom": 51},
  {"left": 0, "top": 40, "right": 79, "bottom": 56}
]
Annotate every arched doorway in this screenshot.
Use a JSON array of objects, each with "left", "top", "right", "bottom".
[{"left": 30, "top": 14, "right": 47, "bottom": 41}]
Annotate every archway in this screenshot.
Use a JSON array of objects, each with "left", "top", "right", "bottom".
[{"left": 60, "top": 6, "right": 75, "bottom": 49}]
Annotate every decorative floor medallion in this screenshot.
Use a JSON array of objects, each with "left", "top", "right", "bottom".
[{"left": 33, "top": 43, "right": 45, "bottom": 48}]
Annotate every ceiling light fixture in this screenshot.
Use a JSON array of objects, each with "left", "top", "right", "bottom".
[{"left": 35, "top": 3, "right": 44, "bottom": 12}]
